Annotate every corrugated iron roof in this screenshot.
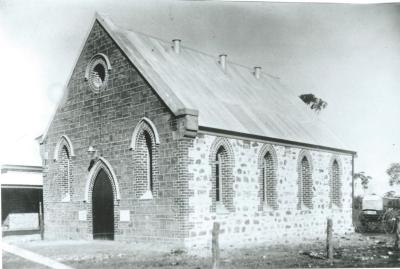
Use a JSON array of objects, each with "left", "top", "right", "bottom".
[
  {"left": 41, "top": 13, "right": 352, "bottom": 153},
  {"left": 98, "top": 14, "right": 349, "bottom": 152}
]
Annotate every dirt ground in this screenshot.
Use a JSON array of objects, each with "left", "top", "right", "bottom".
[{"left": 2, "top": 232, "right": 400, "bottom": 268}]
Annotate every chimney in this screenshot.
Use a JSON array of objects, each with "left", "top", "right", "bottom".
[
  {"left": 172, "top": 39, "right": 181, "bottom": 54},
  {"left": 254, "top": 66, "right": 262, "bottom": 79},
  {"left": 219, "top": 54, "right": 227, "bottom": 71}
]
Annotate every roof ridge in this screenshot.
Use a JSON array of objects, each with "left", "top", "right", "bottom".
[{"left": 111, "top": 19, "right": 281, "bottom": 80}]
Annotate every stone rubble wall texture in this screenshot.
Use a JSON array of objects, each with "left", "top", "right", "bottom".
[
  {"left": 41, "top": 21, "right": 190, "bottom": 245},
  {"left": 185, "top": 134, "right": 353, "bottom": 249}
]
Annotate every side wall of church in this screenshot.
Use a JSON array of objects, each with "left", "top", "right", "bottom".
[
  {"left": 186, "top": 133, "right": 353, "bottom": 249},
  {"left": 40, "top": 21, "right": 190, "bottom": 245}
]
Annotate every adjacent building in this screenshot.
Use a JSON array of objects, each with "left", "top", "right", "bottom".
[{"left": 1, "top": 164, "right": 43, "bottom": 234}]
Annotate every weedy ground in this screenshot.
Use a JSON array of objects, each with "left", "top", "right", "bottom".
[{"left": 2, "top": 232, "right": 400, "bottom": 268}]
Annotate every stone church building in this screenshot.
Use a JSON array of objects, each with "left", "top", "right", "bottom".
[{"left": 39, "top": 13, "right": 356, "bottom": 248}]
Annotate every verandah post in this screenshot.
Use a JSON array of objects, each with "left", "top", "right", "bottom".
[{"left": 39, "top": 201, "right": 44, "bottom": 240}]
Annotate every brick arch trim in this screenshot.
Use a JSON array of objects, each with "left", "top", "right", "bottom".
[
  {"left": 257, "top": 144, "right": 278, "bottom": 210},
  {"left": 257, "top": 144, "right": 278, "bottom": 169},
  {"left": 297, "top": 149, "right": 314, "bottom": 209},
  {"left": 329, "top": 155, "right": 343, "bottom": 207},
  {"left": 208, "top": 137, "right": 235, "bottom": 212},
  {"left": 329, "top": 155, "right": 343, "bottom": 175},
  {"left": 53, "top": 135, "right": 75, "bottom": 162},
  {"left": 84, "top": 157, "right": 121, "bottom": 202},
  {"left": 297, "top": 149, "right": 314, "bottom": 172},
  {"left": 84, "top": 53, "right": 112, "bottom": 80},
  {"left": 208, "top": 137, "right": 235, "bottom": 165},
  {"left": 129, "top": 117, "right": 160, "bottom": 150}
]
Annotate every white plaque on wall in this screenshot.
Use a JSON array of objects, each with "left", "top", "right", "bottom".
[
  {"left": 78, "top": 210, "right": 87, "bottom": 221},
  {"left": 120, "top": 210, "right": 130, "bottom": 222}
]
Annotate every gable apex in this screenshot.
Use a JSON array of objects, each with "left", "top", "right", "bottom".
[{"left": 40, "top": 12, "right": 197, "bottom": 144}]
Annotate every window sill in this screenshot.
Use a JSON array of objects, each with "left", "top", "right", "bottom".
[
  {"left": 298, "top": 202, "right": 313, "bottom": 209},
  {"left": 215, "top": 202, "right": 229, "bottom": 215},
  {"left": 61, "top": 194, "right": 71, "bottom": 203},
  {"left": 330, "top": 204, "right": 342, "bottom": 210},
  {"left": 139, "top": 190, "right": 153, "bottom": 200},
  {"left": 262, "top": 202, "right": 278, "bottom": 211},
  {"left": 297, "top": 203, "right": 313, "bottom": 213}
]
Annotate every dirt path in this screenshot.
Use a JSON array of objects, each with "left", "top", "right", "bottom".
[
  {"left": 2, "top": 242, "right": 74, "bottom": 269},
  {"left": 2, "top": 233, "right": 400, "bottom": 268},
  {"left": 2, "top": 252, "right": 48, "bottom": 269}
]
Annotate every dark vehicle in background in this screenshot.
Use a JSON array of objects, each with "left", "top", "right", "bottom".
[{"left": 356, "top": 194, "right": 400, "bottom": 233}]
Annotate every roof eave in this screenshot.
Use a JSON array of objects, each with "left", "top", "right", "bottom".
[{"left": 198, "top": 125, "right": 357, "bottom": 156}]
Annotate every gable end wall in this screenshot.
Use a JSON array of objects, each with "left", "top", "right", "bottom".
[{"left": 40, "top": 21, "right": 192, "bottom": 245}]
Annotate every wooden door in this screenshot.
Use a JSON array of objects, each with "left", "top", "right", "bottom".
[{"left": 92, "top": 169, "right": 114, "bottom": 240}]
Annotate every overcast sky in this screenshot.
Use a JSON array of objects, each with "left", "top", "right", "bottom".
[{"left": 0, "top": 0, "right": 399, "bottom": 194}]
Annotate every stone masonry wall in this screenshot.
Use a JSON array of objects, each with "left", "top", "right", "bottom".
[
  {"left": 41, "top": 21, "right": 190, "bottom": 245},
  {"left": 186, "top": 133, "right": 353, "bottom": 249}
]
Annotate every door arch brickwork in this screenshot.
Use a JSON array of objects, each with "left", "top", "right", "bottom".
[{"left": 84, "top": 157, "right": 120, "bottom": 239}]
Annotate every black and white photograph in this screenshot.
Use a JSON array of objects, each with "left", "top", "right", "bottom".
[{"left": 1, "top": 0, "right": 400, "bottom": 268}]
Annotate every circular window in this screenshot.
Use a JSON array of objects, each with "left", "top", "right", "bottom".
[{"left": 85, "top": 54, "right": 110, "bottom": 93}]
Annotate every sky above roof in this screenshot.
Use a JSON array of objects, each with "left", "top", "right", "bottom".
[{"left": 0, "top": 0, "right": 399, "bottom": 194}]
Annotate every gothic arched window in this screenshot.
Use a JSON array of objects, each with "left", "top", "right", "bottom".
[
  {"left": 262, "top": 152, "right": 278, "bottom": 209},
  {"left": 58, "top": 145, "right": 71, "bottom": 201},
  {"left": 144, "top": 131, "right": 153, "bottom": 192},
  {"left": 298, "top": 154, "right": 313, "bottom": 209},
  {"left": 330, "top": 159, "right": 342, "bottom": 207},
  {"left": 209, "top": 137, "right": 234, "bottom": 212},
  {"left": 130, "top": 118, "right": 159, "bottom": 199}
]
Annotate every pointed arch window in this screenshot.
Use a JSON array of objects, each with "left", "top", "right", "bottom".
[
  {"left": 134, "top": 129, "right": 155, "bottom": 199},
  {"left": 298, "top": 155, "right": 313, "bottom": 209},
  {"left": 54, "top": 135, "right": 75, "bottom": 202},
  {"left": 59, "top": 145, "right": 71, "bottom": 202},
  {"left": 209, "top": 137, "right": 235, "bottom": 213},
  {"left": 330, "top": 159, "right": 342, "bottom": 207},
  {"left": 262, "top": 152, "right": 278, "bottom": 209},
  {"left": 215, "top": 146, "right": 225, "bottom": 202},
  {"left": 144, "top": 131, "right": 153, "bottom": 193},
  {"left": 130, "top": 118, "right": 159, "bottom": 200}
]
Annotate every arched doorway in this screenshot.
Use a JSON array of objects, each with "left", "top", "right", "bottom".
[{"left": 92, "top": 169, "right": 114, "bottom": 240}]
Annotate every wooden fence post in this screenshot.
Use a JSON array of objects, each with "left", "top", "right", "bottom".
[
  {"left": 326, "top": 218, "right": 333, "bottom": 260},
  {"left": 39, "top": 202, "right": 44, "bottom": 240},
  {"left": 395, "top": 216, "right": 400, "bottom": 250},
  {"left": 212, "top": 222, "right": 220, "bottom": 269}
]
